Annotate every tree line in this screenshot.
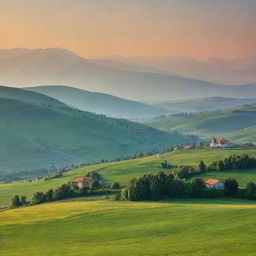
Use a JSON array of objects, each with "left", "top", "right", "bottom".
[
  {"left": 121, "top": 171, "right": 256, "bottom": 201},
  {"left": 169, "top": 154, "right": 256, "bottom": 180}
]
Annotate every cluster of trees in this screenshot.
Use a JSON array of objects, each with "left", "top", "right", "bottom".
[
  {"left": 207, "top": 154, "right": 256, "bottom": 171},
  {"left": 166, "top": 154, "right": 256, "bottom": 180},
  {"left": 11, "top": 179, "right": 121, "bottom": 207},
  {"left": 11, "top": 195, "right": 30, "bottom": 207},
  {"left": 121, "top": 170, "right": 256, "bottom": 201}
]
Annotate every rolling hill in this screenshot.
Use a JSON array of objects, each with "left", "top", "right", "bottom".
[
  {"left": 155, "top": 97, "right": 256, "bottom": 113},
  {"left": 1, "top": 199, "right": 256, "bottom": 256},
  {"left": 0, "top": 48, "right": 256, "bottom": 102},
  {"left": 25, "top": 85, "right": 169, "bottom": 119},
  {"left": 0, "top": 85, "right": 64, "bottom": 106},
  {"left": 143, "top": 105, "right": 256, "bottom": 143},
  {"left": 0, "top": 98, "right": 195, "bottom": 178},
  {"left": 1, "top": 147, "right": 255, "bottom": 207}
]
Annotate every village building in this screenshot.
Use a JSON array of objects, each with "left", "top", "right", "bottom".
[
  {"left": 69, "top": 177, "right": 93, "bottom": 189},
  {"left": 204, "top": 179, "right": 224, "bottom": 190},
  {"left": 183, "top": 145, "right": 194, "bottom": 150},
  {"left": 209, "top": 138, "right": 231, "bottom": 148}
]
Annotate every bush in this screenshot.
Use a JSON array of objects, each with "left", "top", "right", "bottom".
[{"left": 111, "top": 182, "right": 121, "bottom": 189}]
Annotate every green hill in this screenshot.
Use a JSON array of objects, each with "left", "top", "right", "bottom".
[
  {"left": 1, "top": 199, "right": 256, "bottom": 256},
  {"left": 155, "top": 97, "right": 256, "bottom": 113},
  {"left": 0, "top": 85, "right": 64, "bottom": 106},
  {"left": 25, "top": 85, "right": 169, "bottom": 119},
  {"left": 1, "top": 148, "right": 255, "bottom": 207},
  {"left": 0, "top": 98, "right": 194, "bottom": 179},
  {"left": 143, "top": 105, "right": 256, "bottom": 143}
]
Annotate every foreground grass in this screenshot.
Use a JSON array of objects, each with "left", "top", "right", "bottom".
[
  {"left": 1, "top": 199, "right": 256, "bottom": 256},
  {"left": 1, "top": 148, "right": 256, "bottom": 207}
]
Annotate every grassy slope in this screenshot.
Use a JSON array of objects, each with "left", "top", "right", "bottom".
[
  {"left": 26, "top": 85, "right": 169, "bottom": 119},
  {"left": 0, "top": 98, "right": 193, "bottom": 176},
  {"left": 155, "top": 97, "right": 256, "bottom": 113},
  {"left": 0, "top": 85, "right": 64, "bottom": 106},
  {"left": 1, "top": 148, "right": 256, "bottom": 207},
  {"left": 1, "top": 199, "right": 256, "bottom": 256},
  {"left": 143, "top": 105, "right": 256, "bottom": 143}
]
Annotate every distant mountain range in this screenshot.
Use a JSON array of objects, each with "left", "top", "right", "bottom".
[
  {"left": 155, "top": 97, "right": 256, "bottom": 113},
  {"left": 25, "top": 85, "right": 169, "bottom": 119},
  {"left": 143, "top": 104, "right": 256, "bottom": 144},
  {"left": 0, "top": 48, "right": 256, "bottom": 102},
  {"left": 96, "top": 55, "right": 256, "bottom": 85}
]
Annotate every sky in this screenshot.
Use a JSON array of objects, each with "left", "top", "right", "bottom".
[{"left": 0, "top": 0, "right": 255, "bottom": 59}]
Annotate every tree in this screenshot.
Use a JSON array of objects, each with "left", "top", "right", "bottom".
[
  {"left": 20, "top": 196, "right": 29, "bottom": 206},
  {"left": 111, "top": 182, "right": 121, "bottom": 189},
  {"left": 45, "top": 189, "right": 53, "bottom": 201},
  {"left": 224, "top": 178, "right": 238, "bottom": 197},
  {"left": 191, "top": 178, "right": 206, "bottom": 198},
  {"left": 11, "top": 195, "right": 22, "bottom": 207},
  {"left": 198, "top": 161, "right": 206, "bottom": 172},
  {"left": 90, "top": 180, "right": 101, "bottom": 190},
  {"left": 32, "top": 192, "right": 46, "bottom": 204},
  {"left": 217, "top": 160, "right": 225, "bottom": 171},
  {"left": 246, "top": 182, "right": 256, "bottom": 200}
]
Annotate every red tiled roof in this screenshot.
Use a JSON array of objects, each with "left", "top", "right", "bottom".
[
  {"left": 205, "top": 179, "right": 221, "bottom": 186},
  {"left": 218, "top": 139, "right": 228, "bottom": 145},
  {"left": 71, "top": 177, "right": 93, "bottom": 183}
]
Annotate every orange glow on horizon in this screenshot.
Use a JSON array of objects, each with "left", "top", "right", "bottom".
[{"left": 0, "top": 0, "right": 255, "bottom": 60}]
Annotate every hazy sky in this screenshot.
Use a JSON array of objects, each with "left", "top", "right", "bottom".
[{"left": 0, "top": 0, "right": 255, "bottom": 59}]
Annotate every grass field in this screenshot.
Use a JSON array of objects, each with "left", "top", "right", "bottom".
[
  {"left": 143, "top": 105, "right": 256, "bottom": 143},
  {"left": 1, "top": 199, "right": 256, "bottom": 256},
  {"left": 0, "top": 97, "right": 193, "bottom": 176},
  {"left": 1, "top": 148, "right": 256, "bottom": 207}
]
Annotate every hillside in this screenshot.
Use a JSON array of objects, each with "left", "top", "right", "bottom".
[
  {"left": 143, "top": 105, "right": 256, "bottom": 143},
  {"left": 1, "top": 48, "right": 256, "bottom": 102},
  {"left": 1, "top": 199, "right": 256, "bottom": 256},
  {"left": 25, "top": 85, "right": 169, "bottom": 119},
  {"left": 155, "top": 97, "right": 256, "bottom": 113},
  {"left": 0, "top": 85, "right": 64, "bottom": 106},
  {"left": 0, "top": 98, "right": 194, "bottom": 178},
  {"left": 1, "top": 148, "right": 255, "bottom": 207}
]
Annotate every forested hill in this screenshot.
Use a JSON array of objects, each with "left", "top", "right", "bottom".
[
  {"left": 0, "top": 98, "right": 196, "bottom": 178},
  {"left": 143, "top": 105, "right": 256, "bottom": 143},
  {"left": 0, "top": 85, "right": 65, "bottom": 106}
]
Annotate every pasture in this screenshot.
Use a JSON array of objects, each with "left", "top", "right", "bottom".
[
  {"left": 1, "top": 199, "right": 256, "bottom": 255},
  {"left": 1, "top": 148, "right": 256, "bottom": 207}
]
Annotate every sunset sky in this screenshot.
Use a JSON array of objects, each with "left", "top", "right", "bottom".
[{"left": 0, "top": 0, "right": 255, "bottom": 59}]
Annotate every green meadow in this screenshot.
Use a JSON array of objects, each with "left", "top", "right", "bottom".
[
  {"left": 1, "top": 199, "right": 256, "bottom": 256},
  {"left": 1, "top": 148, "right": 256, "bottom": 207},
  {"left": 144, "top": 105, "right": 256, "bottom": 143}
]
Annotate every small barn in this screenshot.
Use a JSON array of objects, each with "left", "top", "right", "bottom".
[
  {"left": 204, "top": 179, "right": 224, "bottom": 190},
  {"left": 69, "top": 177, "right": 93, "bottom": 189}
]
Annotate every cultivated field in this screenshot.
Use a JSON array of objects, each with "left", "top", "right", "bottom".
[{"left": 1, "top": 199, "right": 256, "bottom": 256}]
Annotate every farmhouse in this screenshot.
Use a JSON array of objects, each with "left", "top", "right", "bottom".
[
  {"left": 69, "top": 177, "right": 93, "bottom": 188},
  {"left": 204, "top": 179, "right": 224, "bottom": 190},
  {"left": 209, "top": 138, "right": 231, "bottom": 148}
]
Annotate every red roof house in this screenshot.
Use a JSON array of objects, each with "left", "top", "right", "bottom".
[
  {"left": 204, "top": 179, "right": 224, "bottom": 190},
  {"left": 69, "top": 177, "right": 93, "bottom": 188}
]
